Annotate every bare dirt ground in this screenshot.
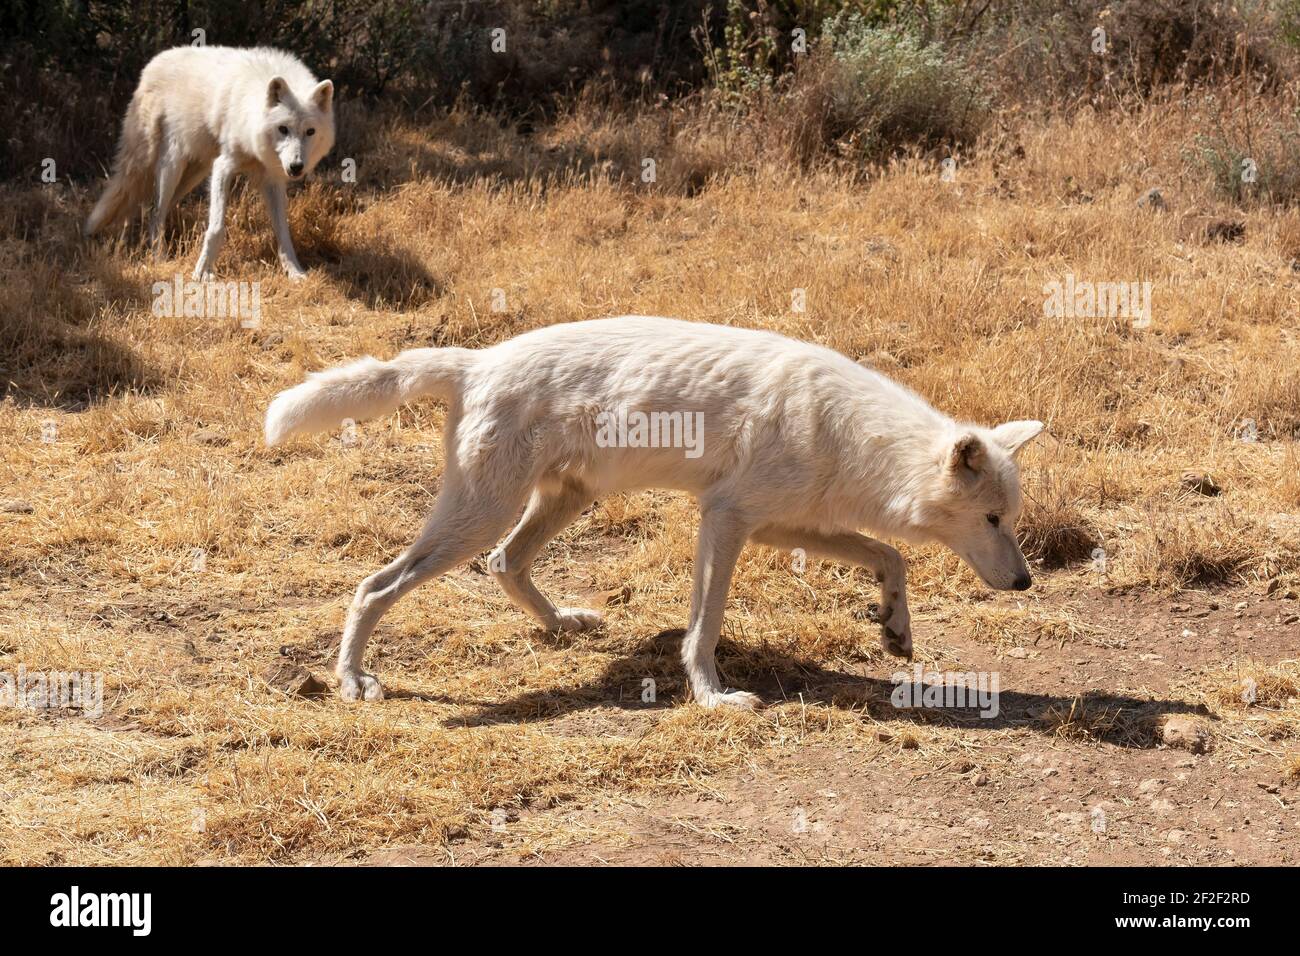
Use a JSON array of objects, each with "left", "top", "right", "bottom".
[{"left": 355, "top": 587, "right": 1300, "bottom": 866}]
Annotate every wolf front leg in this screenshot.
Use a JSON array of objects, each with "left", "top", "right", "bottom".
[
  {"left": 261, "top": 180, "right": 307, "bottom": 280},
  {"left": 752, "top": 524, "right": 912, "bottom": 659},
  {"left": 192, "top": 154, "right": 237, "bottom": 280},
  {"left": 682, "top": 503, "right": 760, "bottom": 710}
]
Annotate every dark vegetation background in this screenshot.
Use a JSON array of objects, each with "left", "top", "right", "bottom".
[{"left": 2, "top": 0, "right": 1298, "bottom": 184}]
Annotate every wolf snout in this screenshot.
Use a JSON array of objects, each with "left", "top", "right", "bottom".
[
  {"left": 288, "top": 161, "right": 304, "bottom": 177},
  {"left": 1011, "top": 573, "right": 1032, "bottom": 591}
]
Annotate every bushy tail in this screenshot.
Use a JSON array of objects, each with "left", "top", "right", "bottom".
[
  {"left": 264, "top": 348, "right": 473, "bottom": 446},
  {"left": 84, "top": 96, "right": 160, "bottom": 237}
]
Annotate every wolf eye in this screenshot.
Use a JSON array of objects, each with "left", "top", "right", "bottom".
[
  {"left": 278, "top": 125, "right": 289, "bottom": 136},
  {"left": 306, "top": 128, "right": 315, "bottom": 136},
  {"left": 986, "top": 514, "right": 1000, "bottom": 527}
]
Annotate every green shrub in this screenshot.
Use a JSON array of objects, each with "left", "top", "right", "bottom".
[
  {"left": 815, "top": 11, "right": 986, "bottom": 157},
  {"left": 1189, "top": 105, "right": 1300, "bottom": 206},
  {"left": 762, "top": 13, "right": 986, "bottom": 166}
]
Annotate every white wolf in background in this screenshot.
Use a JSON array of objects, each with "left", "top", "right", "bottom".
[
  {"left": 84, "top": 46, "right": 335, "bottom": 280},
  {"left": 266, "top": 316, "right": 1045, "bottom": 709}
]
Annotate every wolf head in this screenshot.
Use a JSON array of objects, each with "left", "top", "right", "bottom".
[
  {"left": 912, "top": 420, "right": 1045, "bottom": 590},
  {"left": 261, "top": 76, "right": 336, "bottom": 182}
]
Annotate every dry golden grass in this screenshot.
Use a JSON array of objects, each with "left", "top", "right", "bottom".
[{"left": 3, "top": 92, "right": 1300, "bottom": 863}]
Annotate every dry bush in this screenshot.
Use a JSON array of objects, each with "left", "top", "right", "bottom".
[
  {"left": 1114, "top": 504, "right": 1261, "bottom": 590},
  {"left": 958, "top": 603, "right": 1103, "bottom": 649},
  {"left": 725, "top": 13, "right": 989, "bottom": 170},
  {"left": 1187, "top": 84, "right": 1300, "bottom": 207},
  {"left": 1036, "top": 694, "right": 1127, "bottom": 743},
  {"left": 1211, "top": 663, "right": 1300, "bottom": 710},
  {"left": 1273, "top": 446, "right": 1300, "bottom": 507},
  {"left": 969, "top": 0, "right": 1290, "bottom": 103},
  {"left": 1018, "top": 461, "right": 1102, "bottom": 569}
]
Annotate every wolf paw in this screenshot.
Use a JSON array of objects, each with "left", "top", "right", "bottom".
[
  {"left": 338, "top": 671, "right": 385, "bottom": 702},
  {"left": 553, "top": 607, "right": 604, "bottom": 632},
  {"left": 880, "top": 619, "right": 913, "bottom": 659},
  {"left": 697, "top": 689, "right": 762, "bottom": 711},
  {"left": 551, "top": 608, "right": 605, "bottom": 632}
]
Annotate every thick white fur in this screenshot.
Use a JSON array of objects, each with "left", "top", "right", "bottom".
[
  {"left": 266, "top": 316, "right": 1044, "bottom": 709},
  {"left": 265, "top": 349, "right": 470, "bottom": 446},
  {"left": 85, "top": 46, "right": 336, "bottom": 280}
]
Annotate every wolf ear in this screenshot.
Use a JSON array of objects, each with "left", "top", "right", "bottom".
[
  {"left": 990, "top": 420, "right": 1045, "bottom": 458},
  {"left": 948, "top": 433, "right": 985, "bottom": 474},
  {"left": 267, "top": 76, "right": 288, "bottom": 107},
  {"left": 310, "top": 79, "right": 334, "bottom": 111}
]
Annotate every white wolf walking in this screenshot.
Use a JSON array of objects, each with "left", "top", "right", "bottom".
[
  {"left": 84, "top": 46, "right": 335, "bottom": 280},
  {"left": 266, "top": 317, "right": 1044, "bottom": 709}
]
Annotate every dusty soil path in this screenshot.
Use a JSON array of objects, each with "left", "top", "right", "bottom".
[{"left": 355, "top": 589, "right": 1300, "bottom": 866}]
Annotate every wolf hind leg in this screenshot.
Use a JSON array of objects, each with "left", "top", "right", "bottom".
[
  {"left": 149, "top": 141, "right": 185, "bottom": 255},
  {"left": 336, "top": 473, "right": 529, "bottom": 702},
  {"left": 174, "top": 159, "right": 213, "bottom": 207},
  {"left": 489, "top": 479, "right": 601, "bottom": 632}
]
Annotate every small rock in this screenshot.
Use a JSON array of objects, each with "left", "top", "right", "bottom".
[
  {"left": 1205, "top": 218, "right": 1245, "bottom": 243},
  {"left": 1, "top": 499, "right": 33, "bottom": 514},
  {"left": 263, "top": 662, "right": 329, "bottom": 699},
  {"left": 1137, "top": 187, "right": 1166, "bottom": 210},
  {"left": 972, "top": 773, "right": 989, "bottom": 787},
  {"left": 1006, "top": 646, "right": 1028, "bottom": 659},
  {"left": 1166, "top": 828, "right": 1186, "bottom": 844},
  {"left": 193, "top": 429, "right": 228, "bottom": 446},
  {"left": 1160, "top": 715, "right": 1211, "bottom": 754},
  {"left": 1180, "top": 471, "right": 1221, "bottom": 496},
  {"left": 601, "top": 585, "right": 633, "bottom": 607},
  {"left": 873, "top": 729, "right": 894, "bottom": 743}
]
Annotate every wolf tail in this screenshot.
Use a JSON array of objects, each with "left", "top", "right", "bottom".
[
  {"left": 264, "top": 348, "right": 474, "bottom": 446},
  {"left": 84, "top": 94, "right": 161, "bottom": 237}
]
